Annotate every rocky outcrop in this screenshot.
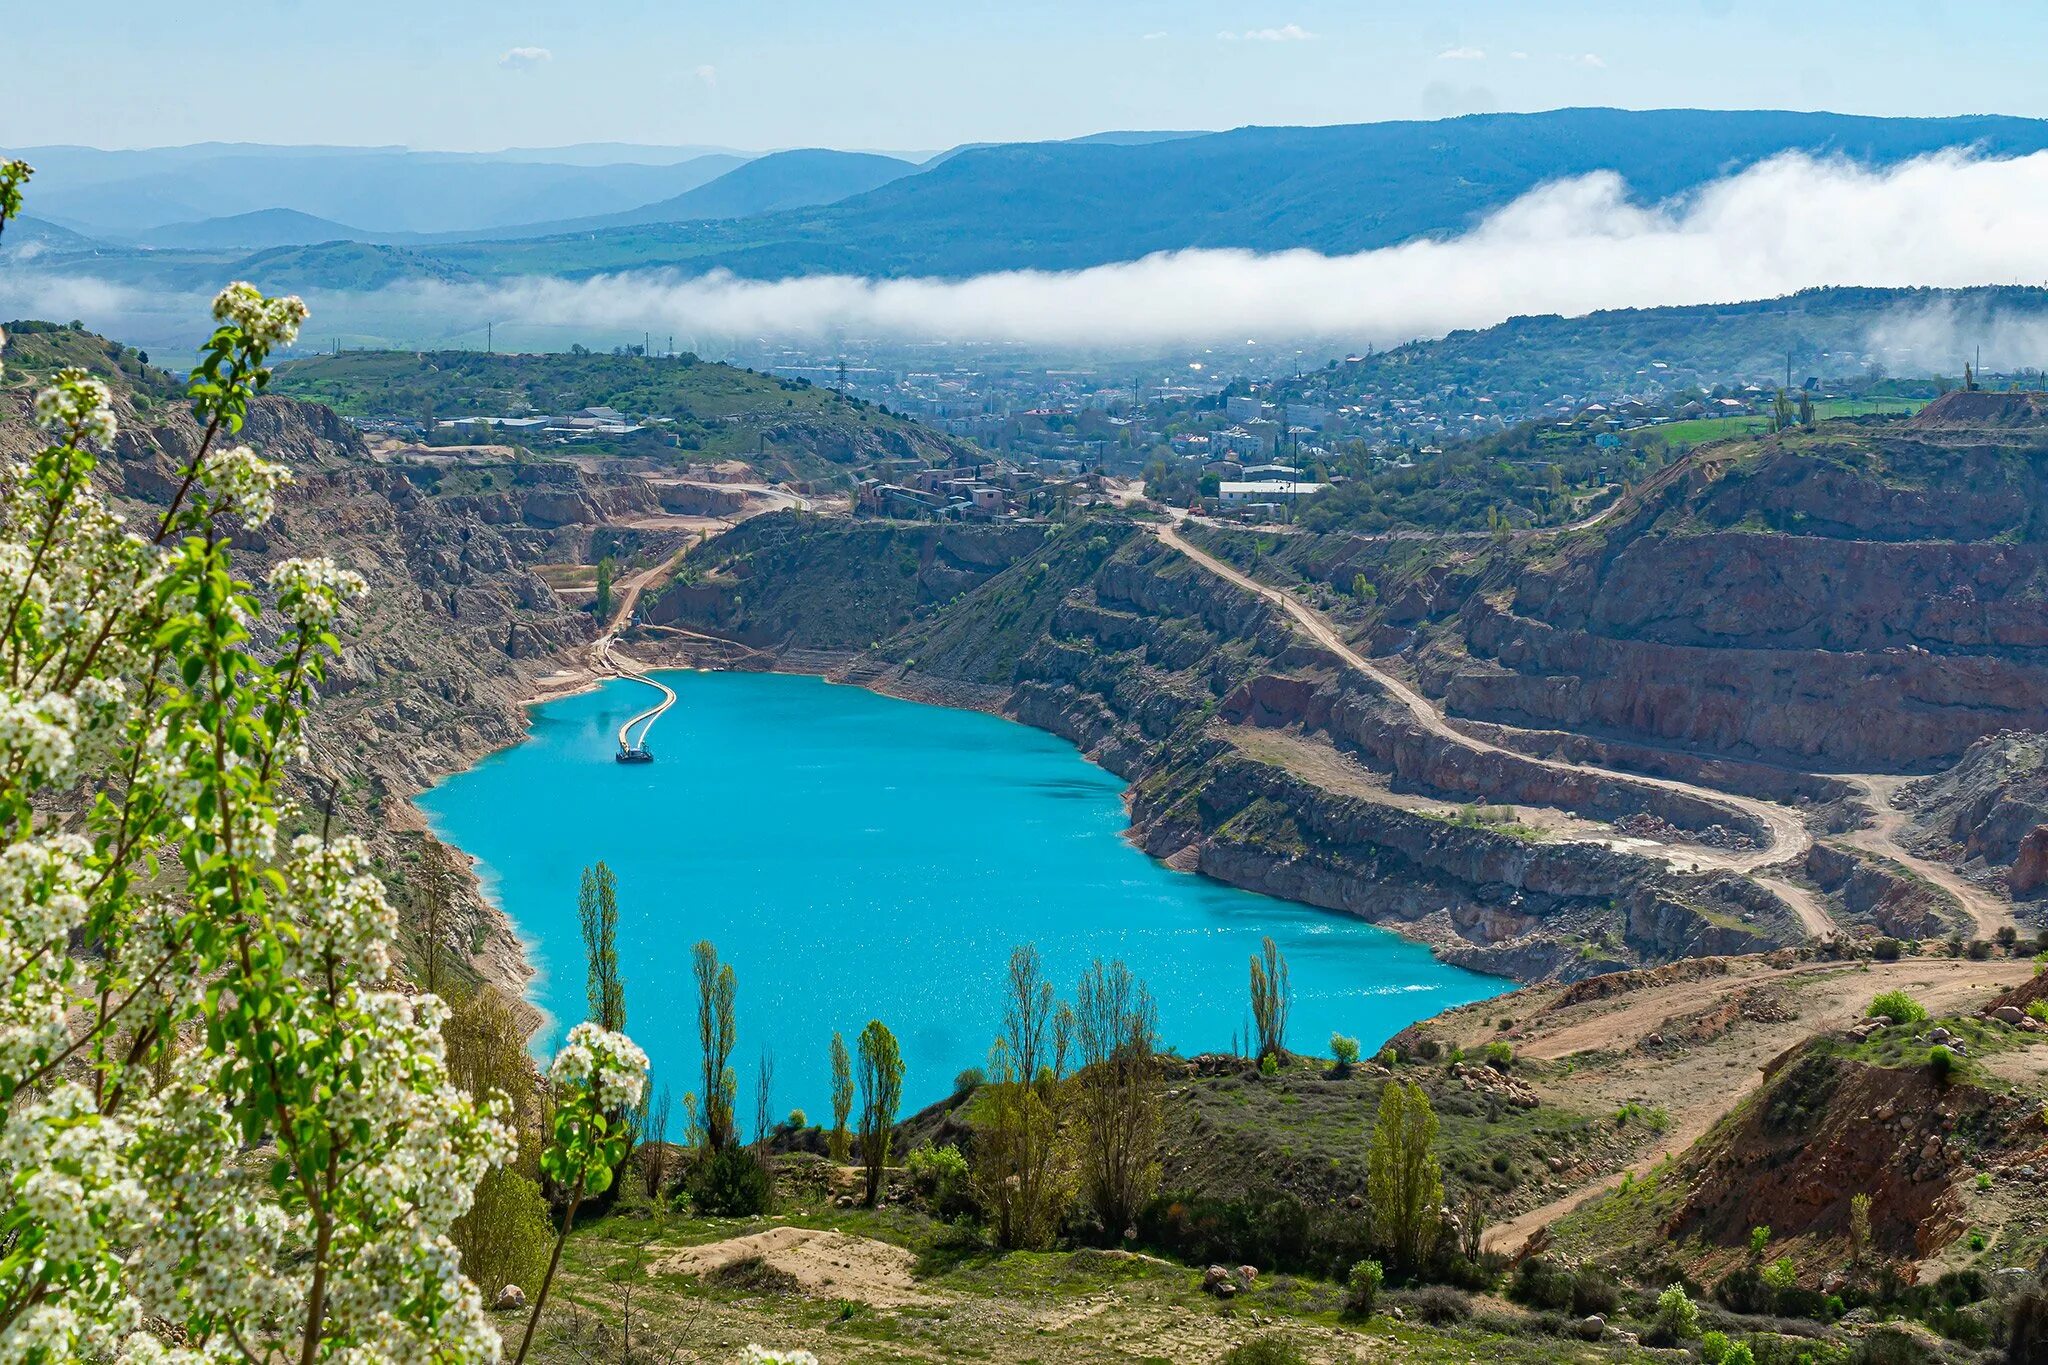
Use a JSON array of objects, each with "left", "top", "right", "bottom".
[
  {"left": 642, "top": 513, "right": 1049, "bottom": 650},
  {"left": 1439, "top": 428, "right": 2048, "bottom": 769},
  {"left": 1898, "top": 731, "right": 2048, "bottom": 881},
  {"left": 1666, "top": 1041, "right": 2027, "bottom": 1260}
]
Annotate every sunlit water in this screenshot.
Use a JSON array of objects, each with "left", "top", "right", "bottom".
[{"left": 418, "top": 671, "right": 1506, "bottom": 1117}]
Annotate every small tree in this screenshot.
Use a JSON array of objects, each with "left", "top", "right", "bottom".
[
  {"left": 1344, "top": 1260, "right": 1384, "bottom": 1318},
  {"left": 828, "top": 1032, "right": 854, "bottom": 1162},
  {"left": 1367, "top": 1081, "right": 1443, "bottom": 1269},
  {"left": 972, "top": 944, "right": 1075, "bottom": 1249},
  {"left": 1250, "top": 936, "right": 1292, "bottom": 1060},
  {"left": 857, "top": 1019, "right": 905, "bottom": 1206},
  {"left": 640, "top": 1083, "right": 674, "bottom": 1196},
  {"left": 578, "top": 861, "right": 625, "bottom": 1032},
  {"left": 694, "top": 940, "right": 739, "bottom": 1152},
  {"left": 594, "top": 554, "right": 615, "bottom": 623},
  {"left": 1654, "top": 1283, "right": 1701, "bottom": 1341},
  {"left": 1330, "top": 1032, "right": 1361, "bottom": 1075},
  {"left": 1850, "top": 1192, "right": 1873, "bottom": 1266},
  {"left": 1072, "top": 959, "right": 1162, "bottom": 1238}
]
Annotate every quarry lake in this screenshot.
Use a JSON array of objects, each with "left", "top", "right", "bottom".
[{"left": 419, "top": 670, "right": 1506, "bottom": 1116}]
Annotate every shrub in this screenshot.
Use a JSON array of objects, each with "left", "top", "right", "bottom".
[
  {"left": 1330, "top": 1033, "right": 1361, "bottom": 1072},
  {"left": 1750, "top": 1225, "right": 1773, "bottom": 1257},
  {"left": 1655, "top": 1283, "right": 1702, "bottom": 1341},
  {"left": 1570, "top": 1266, "right": 1623, "bottom": 1317},
  {"left": 1761, "top": 1257, "right": 1798, "bottom": 1290},
  {"left": 1850, "top": 1326, "right": 1941, "bottom": 1364},
  {"left": 1714, "top": 1266, "right": 1772, "bottom": 1315},
  {"left": 1377, "top": 1048, "right": 1398, "bottom": 1068},
  {"left": 952, "top": 1067, "right": 985, "bottom": 1095},
  {"left": 689, "top": 1146, "right": 774, "bottom": 1216},
  {"left": 1702, "top": 1332, "right": 1734, "bottom": 1364},
  {"left": 1403, "top": 1286, "right": 1472, "bottom": 1325},
  {"left": 1259, "top": 1053, "right": 1280, "bottom": 1077},
  {"left": 785, "top": 1108, "right": 807, "bottom": 1131},
  {"left": 1508, "top": 1256, "right": 1575, "bottom": 1312},
  {"left": 1929, "top": 1045, "right": 1956, "bottom": 1083},
  {"left": 1344, "top": 1259, "right": 1383, "bottom": 1318},
  {"left": 1872, "top": 937, "right": 1903, "bottom": 962},
  {"left": 1968, "top": 939, "right": 1994, "bottom": 961},
  {"left": 1219, "top": 1336, "right": 1310, "bottom": 1365},
  {"left": 1868, "top": 990, "right": 1928, "bottom": 1025},
  {"left": 905, "top": 1142, "right": 977, "bottom": 1221},
  {"left": 1482, "top": 1041, "right": 1515, "bottom": 1070}
]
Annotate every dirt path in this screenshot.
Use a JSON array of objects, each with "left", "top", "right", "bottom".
[
  {"left": 1841, "top": 774, "right": 2010, "bottom": 937},
  {"left": 1152, "top": 517, "right": 1819, "bottom": 888}
]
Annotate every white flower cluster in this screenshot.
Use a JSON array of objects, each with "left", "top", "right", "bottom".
[
  {"left": 548, "top": 1021, "right": 651, "bottom": 1112},
  {"left": 0, "top": 836, "right": 89, "bottom": 1084},
  {"left": 32, "top": 367, "right": 117, "bottom": 448},
  {"left": 0, "top": 688, "right": 80, "bottom": 784},
  {"left": 268, "top": 555, "right": 368, "bottom": 628},
  {"left": 211, "top": 280, "right": 309, "bottom": 349},
  {"left": 279, "top": 834, "right": 398, "bottom": 980},
  {"left": 200, "top": 443, "right": 293, "bottom": 528},
  {"left": 741, "top": 1348, "right": 822, "bottom": 1365}
]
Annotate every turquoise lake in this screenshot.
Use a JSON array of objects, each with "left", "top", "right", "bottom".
[{"left": 418, "top": 671, "right": 1506, "bottom": 1118}]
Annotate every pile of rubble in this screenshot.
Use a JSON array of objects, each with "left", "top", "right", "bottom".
[{"left": 1610, "top": 813, "right": 1756, "bottom": 852}]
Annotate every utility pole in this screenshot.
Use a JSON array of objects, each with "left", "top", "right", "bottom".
[{"left": 486, "top": 322, "right": 492, "bottom": 354}]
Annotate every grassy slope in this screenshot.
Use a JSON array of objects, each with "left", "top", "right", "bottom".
[{"left": 273, "top": 348, "right": 979, "bottom": 479}]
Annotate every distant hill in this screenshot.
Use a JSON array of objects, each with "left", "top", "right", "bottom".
[
  {"left": 445, "top": 149, "right": 922, "bottom": 241},
  {"left": 0, "top": 143, "right": 753, "bottom": 236},
  {"left": 134, "top": 207, "right": 369, "bottom": 250},
  {"left": 580, "top": 149, "right": 918, "bottom": 226},
  {"left": 0, "top": 215, "right": 103, "bottom": 254},
  {"left": 112, "top": 107, "right": 2048, "bottom": 288},
  {"left": 271, "top": 347, "right": 979, "bottom": 482}
]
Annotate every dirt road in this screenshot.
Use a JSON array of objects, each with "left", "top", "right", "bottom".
[
  {"left": 1151, "top": 517, "right": 1817, "bottom": 885},
  {"left": 1841, "top": 774, "right": 2010, "bottom": 936}
]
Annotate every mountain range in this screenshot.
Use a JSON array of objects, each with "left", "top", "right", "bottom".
[{"left": 11, "top": 108, "right": 2048, "bottom": 297}]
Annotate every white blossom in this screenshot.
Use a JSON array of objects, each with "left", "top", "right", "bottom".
[
  {"left": 211, "top": 280, "right": 309, "bottom": 349},
  {"left": 200, "top": 443, "right": 292, "bottom": 528},
  {"left": 268, "top": 555, "right": 368, "bottom": 627},
  {"left": 31, "top": 367, "right": 117, "bottom": 448},
  {"left": 549, "top": 1021, "right": 650, "bottom": 1112}
]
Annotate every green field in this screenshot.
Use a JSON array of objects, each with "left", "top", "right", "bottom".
[{"left": 1649, "top": 397, "right": 1924, "bottom": 447}]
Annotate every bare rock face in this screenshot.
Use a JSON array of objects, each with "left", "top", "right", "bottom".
[
  {"left": 1443, "top": 429, "right": 2048, "bottom": 770},
  {"left": 2010, "top": 826, "right": 2048, "bottom": 897}
]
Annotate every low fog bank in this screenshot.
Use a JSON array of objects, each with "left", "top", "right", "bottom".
[{"left": 8, "top": 150, "right": 2048, "bottom": 365}]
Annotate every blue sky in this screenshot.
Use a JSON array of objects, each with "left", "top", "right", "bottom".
[{"left": 3, "top": 0, "right": 2028, "bottom": 152}]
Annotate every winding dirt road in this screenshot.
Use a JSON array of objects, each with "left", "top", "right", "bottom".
[
  {"left": 1841, "top": 774, "right": 2009, "bottom": 937},
  {"left": 1151, "top": 517, "right": 1817, "bottom": 885}
]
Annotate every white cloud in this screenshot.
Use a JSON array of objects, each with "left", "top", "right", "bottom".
[
  {"left": 1222, "top": 23, "right": 1314, "bottom": 41},
  {"left": 20, "top": 151, "right": 2048, "bottom": 359},
  {"left": 498, "top": 46, "right": 552, "bottom": 70},
  {"left": 692, "top": 63, "right": 718, "bottom": 87},
  {"left": 1437, "top": 46, "right": 1486, "bottom": 61},
  {"left": 1142, "top": 30, "right": 1169, "bottom": 40},
  {"left": 1510, "top": 51, "right": 1529, "bottom": 60},
  {"left": 1574, "top": 52, "right": 1607, "bottom": 68}
]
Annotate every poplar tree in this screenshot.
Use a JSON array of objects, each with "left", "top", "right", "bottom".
[
  {"left": 1367, "top": 1081, "right": 1443, "bottom": 1270},
  {"left": 828, "top": 1032, "right": 854, "bottom": 1162},
  {"left": 856, "top": 1019, "right": 905, "bottom": 1206},
  {"left": 1249, "top": 936, "right": 1292, "bottom": 1060},
  {"left": 693, "top": 941, "right": 738, "bottom": 1152},
  {"left": 577, "top": 862, "right": 625, "bottom": 1033}
]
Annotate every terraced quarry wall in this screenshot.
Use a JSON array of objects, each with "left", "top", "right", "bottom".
[{"left": 1448, "top": 422, "right": 2048, "bottom": 769}]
